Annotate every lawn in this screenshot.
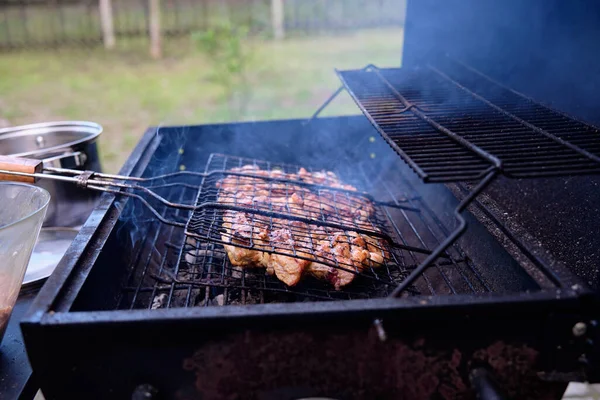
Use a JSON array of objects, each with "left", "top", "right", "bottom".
[{"left": 0, "top": 28, "right": 404, "bottom": 172}]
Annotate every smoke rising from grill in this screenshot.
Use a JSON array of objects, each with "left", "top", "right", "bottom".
[
  {"left": 114, "top": 0, "right": 598, "bottom": 293},
  {"left": 402, "top": 0, "right": 600, "bottom": 288},
  {"left": 114, "top": 108, "right": 415, "bottom": 289},
  {"left": 405, "top": 0, "right": 600, "bottom": 125},
  {"left": 116, "top": 125, "right": 192, "bottom": 249}
]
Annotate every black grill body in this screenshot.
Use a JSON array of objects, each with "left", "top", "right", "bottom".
[{"left": 20, "top": 116, "right": 598, "bottom": 399}]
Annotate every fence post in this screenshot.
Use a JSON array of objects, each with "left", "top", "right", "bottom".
[
  {"left": 271, "top": 0, "right": 285, "bottom": 39},
  {"left": 149, "top": 0, "right": 162, "bottom": 58},
  {"left": 99, "top": 0, "right": 115, "bottom": 49}
]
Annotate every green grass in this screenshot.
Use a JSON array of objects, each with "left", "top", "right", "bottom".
[{"left": 0, "top": 28, "right": 403, "bottom": 172}]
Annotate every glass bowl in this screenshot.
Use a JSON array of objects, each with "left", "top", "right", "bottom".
[{"left": 0, "top": 182, "right": 49, "bottom": 345}]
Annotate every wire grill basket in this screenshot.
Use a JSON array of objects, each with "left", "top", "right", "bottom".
[{"left": 183, "top": 154, "right": 415, "bottom": 291}]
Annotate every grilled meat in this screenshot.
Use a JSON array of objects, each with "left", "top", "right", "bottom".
[{"left": 217, "top": 165, "right": 388, "bottom": 289}]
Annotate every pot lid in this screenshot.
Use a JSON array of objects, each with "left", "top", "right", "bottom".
[
  {"left": 23, "top": 227, "right": 79, "bottom": 286},
  {"left": 0, "top": 121, "right": 102, "bottom": 158}
]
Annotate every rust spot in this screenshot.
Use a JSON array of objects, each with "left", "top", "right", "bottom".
[{"left": 182, "top": 334, "right": 563, "bottom": 399}]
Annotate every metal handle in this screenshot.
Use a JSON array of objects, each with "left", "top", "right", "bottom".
[
  {"left": 42, "top": 151, "right": 87, "bottom": 169},
  {"left": 132, "top": 383, "right": 159, "bottom": 400},
  {"left": 470, "top": 367, "right": 509, "bottom": 400},
  {"left": 0, "top": 155, "right": 42, "bottom": 183}
]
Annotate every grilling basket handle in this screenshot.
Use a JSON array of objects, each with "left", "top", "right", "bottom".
[
  {"left": 0, "top": 155, "right": 415, "bottom": 241},
  {"left": 0, "top": 155, "right": 43, "bottom": 183}
]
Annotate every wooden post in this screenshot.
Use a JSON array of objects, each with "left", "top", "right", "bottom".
[
  {"left": 99, "top": 0, "right": 115, "bottom": 49},
  {"left": 271, "top": 0, "right": 284, "bottom": 39},
  {"left": 149, "top": 0, "right": 162, "bottom": 59}
]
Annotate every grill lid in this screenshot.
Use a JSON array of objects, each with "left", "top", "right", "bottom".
[
  {"left": 0, "top": 121, "right": 102, "bottom": 159},
  {"left": 336, "top": 61, "right": 600, "bottom": 183}
]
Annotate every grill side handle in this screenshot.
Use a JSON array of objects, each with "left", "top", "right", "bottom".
[{"left": 470, "top": 367, "right": 509, "bottom": 400}]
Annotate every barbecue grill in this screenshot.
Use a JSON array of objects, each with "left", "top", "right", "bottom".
[{"left": 20, "top": 0, "right": 600, "bottom": 399}]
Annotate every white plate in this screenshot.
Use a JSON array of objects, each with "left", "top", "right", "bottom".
[{"left": 23, "top": 227, "right": 79, "bottom": 286}]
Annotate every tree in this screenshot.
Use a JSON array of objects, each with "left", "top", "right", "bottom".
[{"left": 193, "top": 22, "right": 255, "bottom": 119}]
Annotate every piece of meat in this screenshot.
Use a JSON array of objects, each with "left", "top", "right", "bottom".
[
  {"left": 267, "top": 220, "right": 312, "bottom": 286},
  {"left": 309, "top": 237, "right": 356, "bottom": 290},
  {"left": 216, "top": 164, "right": 388, "bottom": 288},
  {"left": 308, "top": 231, "right": 377, "bottom": 289},
  {"left": 221, "top": 211, "right": 269, "bottom": 267}
]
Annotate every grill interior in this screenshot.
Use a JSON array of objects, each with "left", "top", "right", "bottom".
[
  {"left": 337, "top": 60, "right": 600, "bottom": 182},
  {"left": 113, "top": 149, "right": 546, "bottom": 310}
]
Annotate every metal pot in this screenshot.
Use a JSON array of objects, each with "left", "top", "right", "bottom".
[{"left": 0, "top": 121, "right": 103, "bottom": 227}]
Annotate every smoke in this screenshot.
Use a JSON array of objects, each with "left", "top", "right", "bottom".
[
  {"left": 111, "top": 114, "right": 404, "bottom": 291},
  {"left": 115, "top": 124, "right": 193, "bottom": 251},
  {"left": 404, "top": 0, "right": 600, "bottom": 125}
]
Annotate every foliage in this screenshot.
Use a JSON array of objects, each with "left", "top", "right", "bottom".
[{"left": 192, "top": 22, "right": 255, "bottom": 118}]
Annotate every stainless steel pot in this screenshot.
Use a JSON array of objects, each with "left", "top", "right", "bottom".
[{"left": 0, "top": 121, "right": 103, "bottom": 227}]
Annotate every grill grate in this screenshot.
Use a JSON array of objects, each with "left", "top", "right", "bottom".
[
  {"left": 336, "top": 63, "right": 600, "bottom": 182},
  {"left": 116, "top": 153, "right": 495, "bottom": 309}
]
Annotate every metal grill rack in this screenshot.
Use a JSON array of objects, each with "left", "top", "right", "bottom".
[
  {"left": 324, "top": 62, "right": 600, "bottom": 183},
  {"left": 116, "top": 153, "right": 500, "bottom": 310},
  {"left": 310, "top": 59, "right": 600, "bottom": 296}
]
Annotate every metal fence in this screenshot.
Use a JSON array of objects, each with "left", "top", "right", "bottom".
[{"left": 0, "top": 0, "right": 405, "bottom": 50}]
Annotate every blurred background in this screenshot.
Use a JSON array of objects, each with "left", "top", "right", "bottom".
[{"left": 0, "top": 0, "right": 406, "bottom": 173}]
